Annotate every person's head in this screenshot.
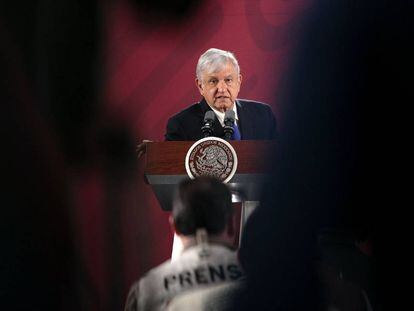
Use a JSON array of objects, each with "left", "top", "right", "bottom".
[
  {"left": 171, "top": 176, "right": 233, "bottom": 237},
  {"left": 195, "top": 48, "right": 242, "bottom": 113}
]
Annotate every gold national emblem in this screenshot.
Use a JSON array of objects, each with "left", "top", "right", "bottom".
[{"left": 185, "top": 137, "right": 238, "bottom": 183}]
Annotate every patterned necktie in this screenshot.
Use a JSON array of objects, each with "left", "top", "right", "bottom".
[{"left": 232, "top": 122, "right": 241, "bottom": 140}]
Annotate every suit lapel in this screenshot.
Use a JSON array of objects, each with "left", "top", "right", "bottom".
[{"left": 236, "top": 100, "right": 251, "bottom": 140}]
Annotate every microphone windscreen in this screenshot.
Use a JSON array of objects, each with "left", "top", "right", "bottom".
[
  {"left": 204, "top": 110, "right": 216, "bottom": 122},
  {"left": 224, "top": 109, "right": 235, "bottom": 122}
]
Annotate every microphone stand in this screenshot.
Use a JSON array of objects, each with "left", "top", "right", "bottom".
[{"left": 223, "top": 110, "right": 235, "bottom": 140}]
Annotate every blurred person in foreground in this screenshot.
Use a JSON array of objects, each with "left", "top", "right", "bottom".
[
  {"left": 124, "top": 176, "right": 244, "bottom": 311},
  {"left": 234, "top": 1, "right": 413, "bottom": 310}
]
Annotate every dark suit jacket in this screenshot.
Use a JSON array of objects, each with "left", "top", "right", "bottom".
[{"left": 165, "top": 98, "right": 277, "bottom": 141}]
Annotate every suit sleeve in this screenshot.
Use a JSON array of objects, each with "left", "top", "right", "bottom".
[
  {"left": 165, "top": 117, "right": 186, "bottom": 141},
  {"left": 267, "top": 105, "right": 278, "bottom": 139}
]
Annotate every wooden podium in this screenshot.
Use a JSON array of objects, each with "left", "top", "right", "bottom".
[
  {"left": 144, "top": 141, "right": 276, "bottom": 210},
  {"left": 144, "top": 140, "right": 276, "bottom": 233}
]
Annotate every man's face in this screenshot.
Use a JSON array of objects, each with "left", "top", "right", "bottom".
[{"left": 196, "top": 62, "right": 242, "bottom": 112}]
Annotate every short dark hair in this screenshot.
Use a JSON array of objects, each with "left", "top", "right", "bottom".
[{"left": 172, "top": 176, "right": 233, "bottom": 236}]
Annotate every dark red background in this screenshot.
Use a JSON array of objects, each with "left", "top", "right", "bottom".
[
  {"left": 1, "top": 0, "right": 312, "bottom": 310},
  {"left": 102, "top": 0, "right": 311, "bottom": 303},
  {"left": 3, "top": 0, "right": 412, "bottom": 309}
]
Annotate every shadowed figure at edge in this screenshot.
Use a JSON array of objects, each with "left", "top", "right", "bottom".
[{"left": 234, "top": 1, "right": 413, "bottom": 310}]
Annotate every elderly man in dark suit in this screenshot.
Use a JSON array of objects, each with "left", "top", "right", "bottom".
[
  {"left": 136, "top": 48, "right": 277, "bottom": 158},
  {"left": 165, "top": 48, "right": 277, "bottom": 141}
]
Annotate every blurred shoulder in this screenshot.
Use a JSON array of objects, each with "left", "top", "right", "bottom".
[
  {"left": 168, "top": 101, "right": 203, "bottom": 121},
  {"left": 237, "top": 98, "right": 274, "bottom": 112}
]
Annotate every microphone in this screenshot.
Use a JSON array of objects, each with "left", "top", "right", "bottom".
[
  {"left": 201, "top": 111, "right": 216, "bottom": 137},
  {"left": 223, "top": 110, "right": 235, "bottom": 140}
]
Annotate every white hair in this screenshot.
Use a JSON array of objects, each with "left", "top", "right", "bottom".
[{"left": 196, "top": 48, "right": 240, "bottom": 81}]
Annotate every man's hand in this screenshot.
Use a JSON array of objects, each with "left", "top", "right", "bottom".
[{"left": 136, "top": 139, "right": 152, "bottom": 159}]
